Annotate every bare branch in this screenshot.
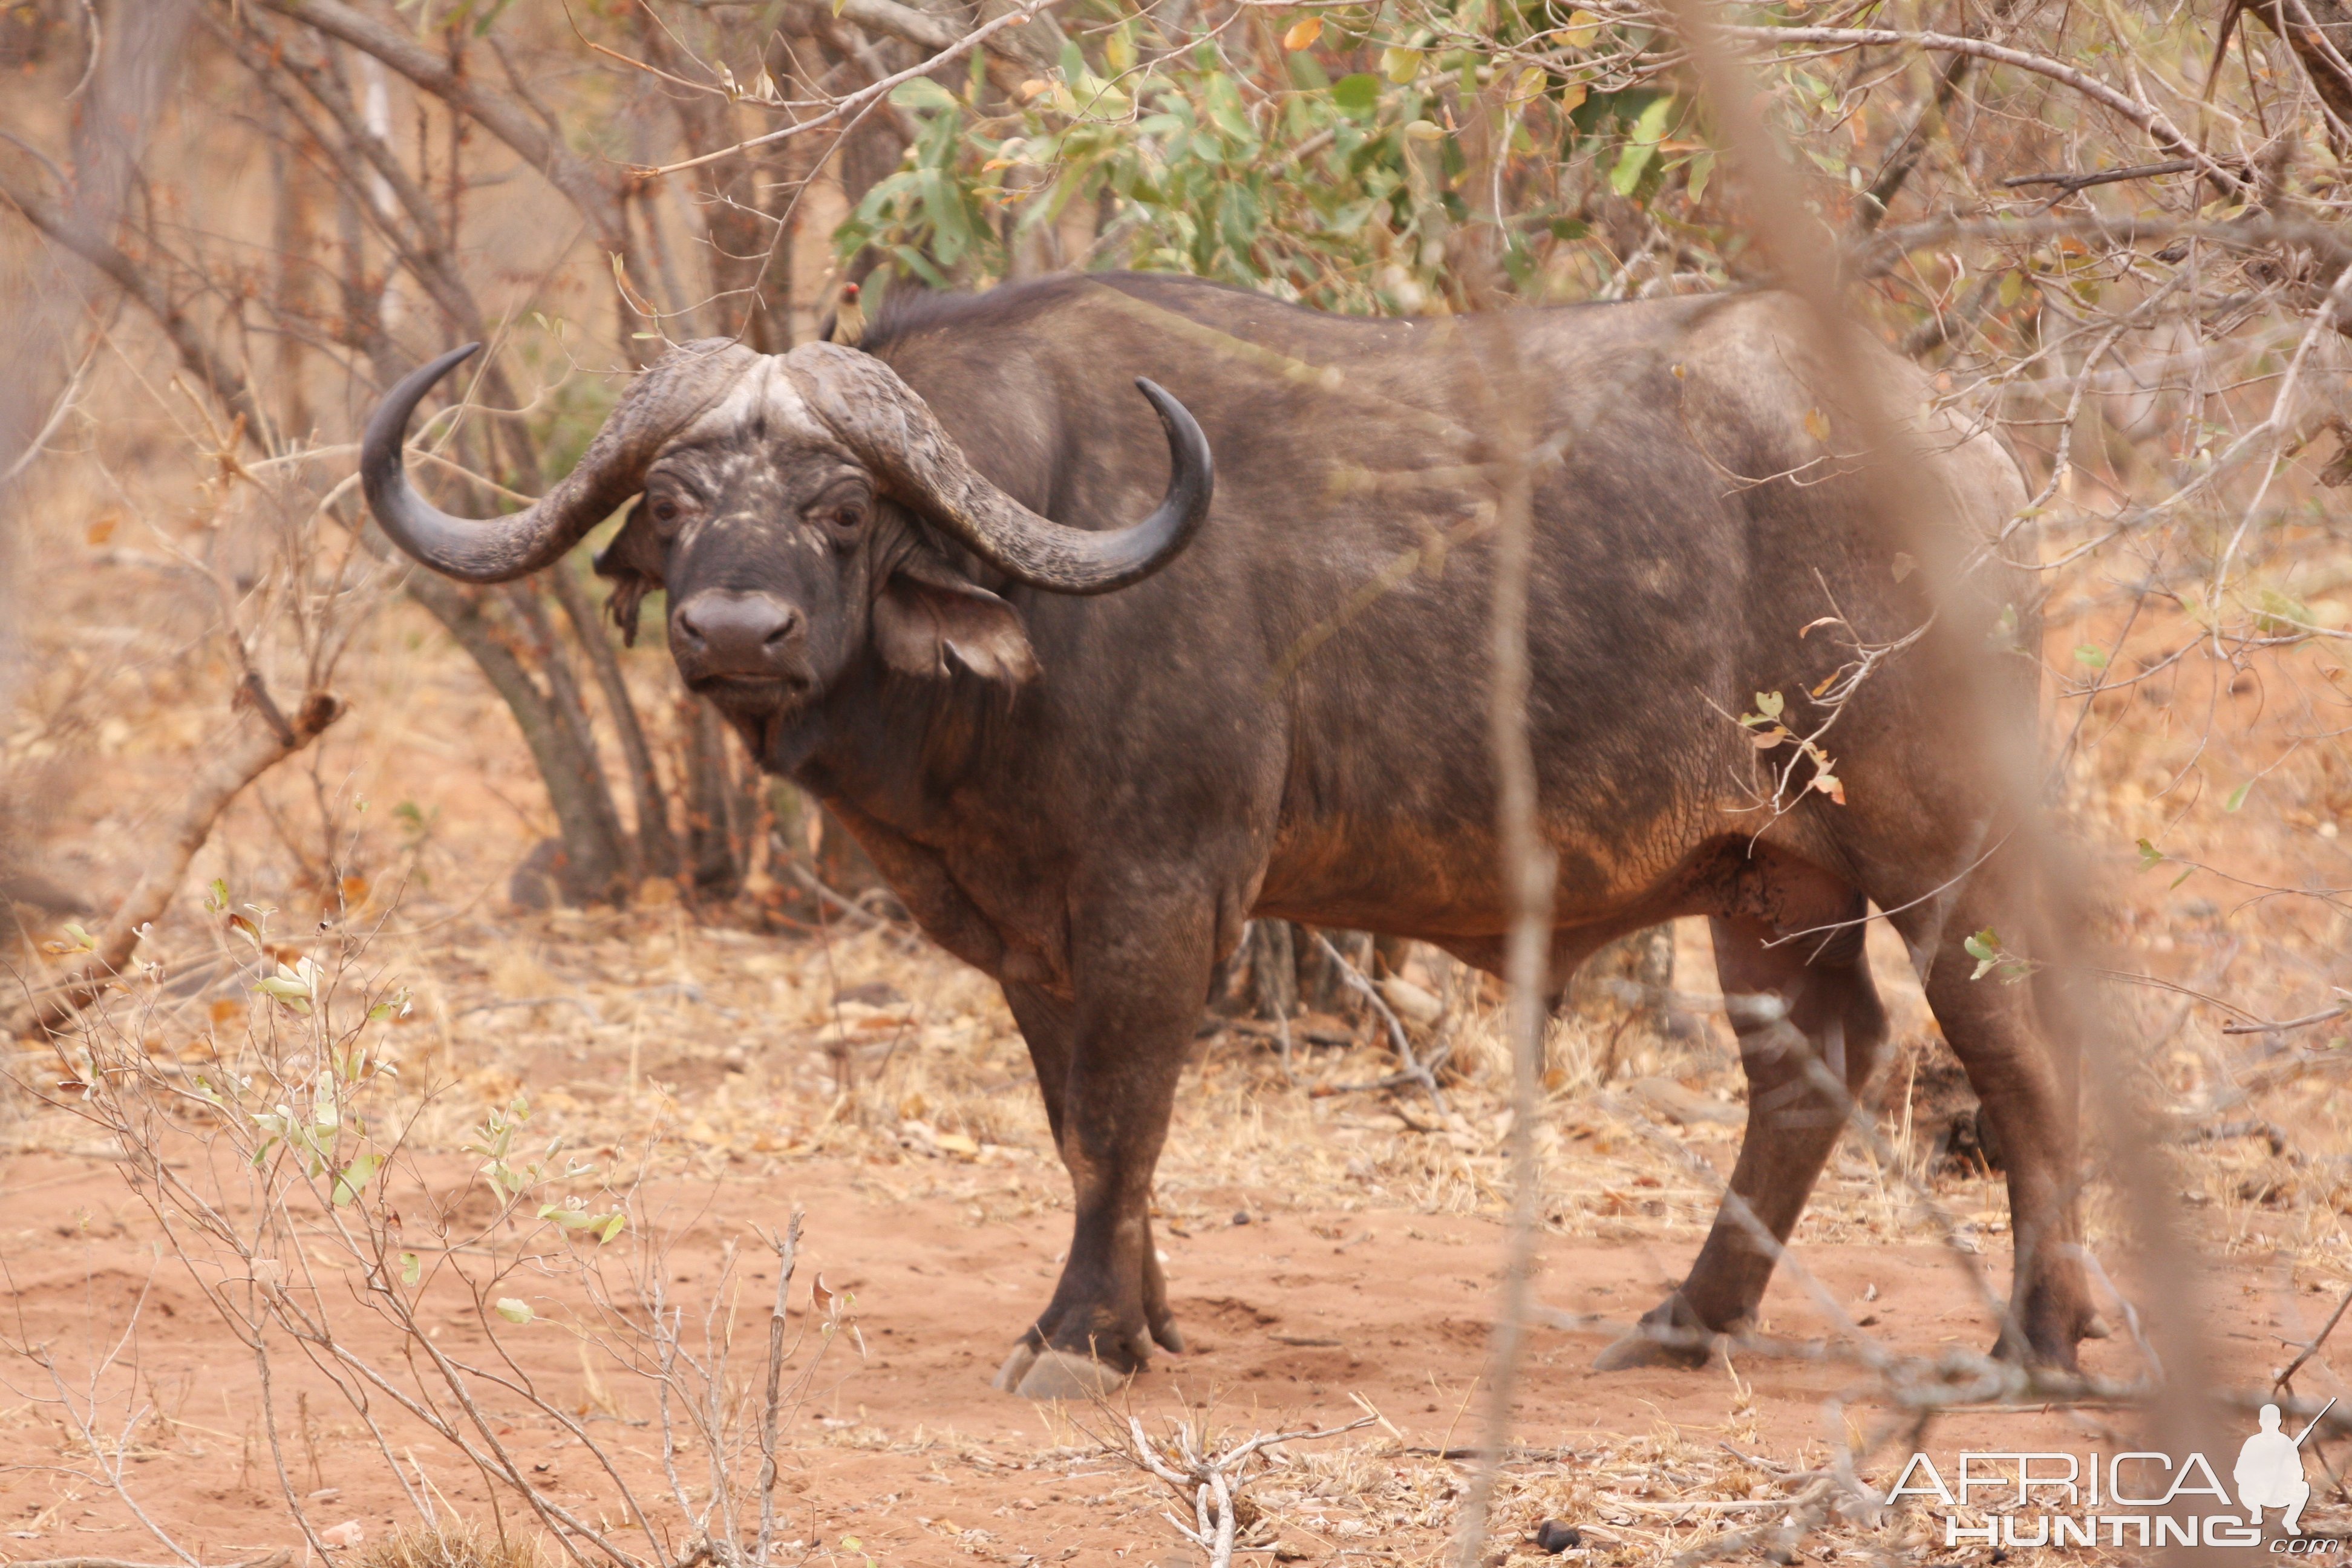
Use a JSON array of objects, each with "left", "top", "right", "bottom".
[
  {"left": 635, "top": 0, "right": 1071, "bottom": 177},
  {"left": 1722, "top": 24, "right": 2249, "bottom": 191}
]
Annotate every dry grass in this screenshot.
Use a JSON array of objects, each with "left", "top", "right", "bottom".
[{"left": 361, "top": 1522, "right": 548, "bottom": 1568}]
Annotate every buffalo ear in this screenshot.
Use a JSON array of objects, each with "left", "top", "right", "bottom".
[
  {"left": 872, "top": 570, "right": 1040, "bottom": 685},
  {"left": 591, "top": 503, "right": 666, "bottom": 646}
]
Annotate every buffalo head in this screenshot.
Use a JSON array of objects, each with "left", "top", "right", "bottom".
[{"left": 361, "top": 338, "right": 1211, "bottom": 756}]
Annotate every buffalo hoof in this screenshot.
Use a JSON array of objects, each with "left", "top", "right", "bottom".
[
  {"left": 990, "top": 1343, "right": 1039, "bottom": 1394},
  {"left": 1591, "top": 1325, "right": 1711, "bottom": 1372},
  {"left": 988, "top": 1344, "right": 1131, "bottom": 1400},
  {"left": 1991, "top": 1323, "right": 2083, "bottom": 1373},
  {"left": 1020, "top": 1350, "right": 1127, "bottom": 1401}
]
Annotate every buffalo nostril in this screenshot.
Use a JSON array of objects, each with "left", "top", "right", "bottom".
[{"left": 675, "top": 591, "right": 799, "bottom": 673}]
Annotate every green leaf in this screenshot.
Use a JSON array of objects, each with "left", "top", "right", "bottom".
[
  {"left": 596, "top": 1213, "right": 628, "bottom": 1244},
  {"left": 1753, "top": 690, "right": 1785, "bottom": 720},
  {"left": 253, "top": 976, "right": 312, "bottom": 1015},
  {"left": 1331, "top": 73, "right": 1381, "bottom": 115},
  {"left": 2135, "top": 838, "right": 2164, "bottom": 872},
  {"left": 2226, "top": 779, "right": 2253, "bottom": 812},
  {"left": 2253, "top": 587, "right": 2313, "bottom": 636},
  {"left": 1380, "top": 45, "right": 1423, "bottom": 85},
  {"left": 889, "top": 77, "right": 960, "bottom": 113},
  {"left": 1203, "top": 73, "right": 1255, "bottom": 143},
  {"left": 1609, "top": 140, "right": 1655, "bottom": 197},
  {"left": 332, "top": 1152, "right": 381, "bottom": 1207},
  {"left": 494, "top": 1298, "right": 534, "bottom": 1325},
  {"left": 206, "top": 878, "right": 229, "bottom": 912},
  {"left": 1609, "top": 94, "right": 1676, "bottom": 196},
  {"left": 1964, "top": 928, "right": 2000, "bottom": 981},
  {"left": 400, "top": 1251, "right": 422, "bottom": 1287},
  {"left": 2073, "top": 644, "right": 2108, "bottom": 670},
  {"left": 1685, "top": 148, "right": 1715, "bottom": 204}
]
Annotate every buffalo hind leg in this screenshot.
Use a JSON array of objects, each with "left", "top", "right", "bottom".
[
  {"left": 990, "top": 909, "right": 1207, "bottom": 1399},
  {"left": 1595, "top": 903, "right": 1887, "bottom": 1370},
  {"left": 1897, "top": 878, "right": 2092, "bottom": 1367}
]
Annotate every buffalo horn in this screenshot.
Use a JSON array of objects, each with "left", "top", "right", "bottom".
[
  {"left": 361, "top": 339, "right": 755, "bottom": 584},
  {"left": 786, "top": 341, "right": 1214, "bottom": 596}
]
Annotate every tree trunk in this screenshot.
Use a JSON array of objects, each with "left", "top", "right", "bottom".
[
  {"left": 682, "top": 693, "right": 744, "bottom": 899},
  {"left": 267, "top": 97, "right": 316, "bottom": 436},
  {"left": 500, "top": 581, "right": 636, "bottom": 887},
  {"left": 1249, "top": 920, "right": 1298, "bottom": 1021},
  {"left": 546, "top": 564, "right": 678, "bottom": 879},
  {"left": 404, "top": 575, "right": 630, "bottom": 904}
]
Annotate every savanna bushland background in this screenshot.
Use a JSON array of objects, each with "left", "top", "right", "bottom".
[{"left": 2, "top": 0, "right": 2352, "bottom": 1563}]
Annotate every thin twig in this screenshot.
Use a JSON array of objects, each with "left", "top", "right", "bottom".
[
  {"left": 1308, "top": 932, "right": 1446, "bottom": 1112},
  {"left": 753, "top": 1211, "right": 803, "bottom": 1565},
  {"left": 633, "top": 0, "right": 1070, "bottom": 176}
]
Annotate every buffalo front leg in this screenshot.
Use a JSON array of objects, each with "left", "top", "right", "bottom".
[
  {"left": 991, "top": 913, "right": 1210, "bottom": 1399},
  {"left": 1596, "top": 908, "right": 1888, "bottom": 1370}
]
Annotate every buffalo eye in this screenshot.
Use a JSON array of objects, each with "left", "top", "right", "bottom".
[
  {"left": 809, "top": 492, "right": 870, "bottom": 537},
  {"left": 647, "top": 495, "right": 684, "bottom": 528}
]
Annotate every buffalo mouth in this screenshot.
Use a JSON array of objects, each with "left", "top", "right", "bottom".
[{"left": 682, "top": 670, "right": 811, "bottom": 714}]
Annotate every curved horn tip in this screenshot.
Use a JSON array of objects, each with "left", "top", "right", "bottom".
[
  {"left": 363, "top": 341, "right": 555, "bottom": 585},
  {"left": 1132, "top": 377, "right": 1207, "bottom": 453},
  {"left": 1131, "top": 376, "right": 1213, "bottom": 495},
  {"left": 388, "top": 344, "right": 485, "bottom": 413},
  {"left": 366, "top": 342, "right": 485, "bottom": 445}
]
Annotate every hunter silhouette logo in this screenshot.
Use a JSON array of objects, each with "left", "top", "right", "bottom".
[
  {"left": 1890, "top": 1396, "right": 2339, "bottom": 1550},
  {"left": 2236, "top": 1400, "right": 2331, "bottom": 1536}
]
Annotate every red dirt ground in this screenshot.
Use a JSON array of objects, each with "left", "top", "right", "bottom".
[{"left": 0, "top": 1131, "right": 2313, "bottom": 1568}]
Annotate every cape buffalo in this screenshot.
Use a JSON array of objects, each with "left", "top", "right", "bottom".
[{"left": 362, "top": 272, "right": 2085, "bottom": 1399}]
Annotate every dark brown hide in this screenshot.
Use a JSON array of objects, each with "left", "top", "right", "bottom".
[{"left": 367, "top": 273, "right": 2083, "bottom": 1397}]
